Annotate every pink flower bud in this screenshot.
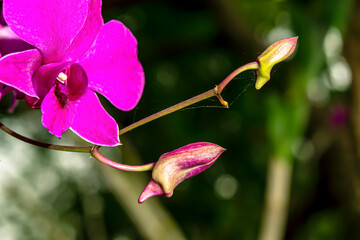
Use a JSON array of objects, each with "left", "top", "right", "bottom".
[
  {"left": 255, "top": 37, "right": 298, "bottom": 90},
  {"left": 138, "top": 142, "right": 226, "bottom": 203}
]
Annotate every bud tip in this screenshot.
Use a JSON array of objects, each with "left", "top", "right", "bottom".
[{"left": 255, "top": 36, "right": 298, "bottom": 90}]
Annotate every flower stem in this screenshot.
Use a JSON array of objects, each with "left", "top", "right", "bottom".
[
  {"left": 119, "top": 61, "right": 259, "bottom": 136},
  {"left": 119, "top": 89, "right": 216, "bottom": 136},
  {"left": 0, "top": 61, "right": 259, "bottom": 154},
  {"left": 216, "top": 61, "right": 259, "bottom": 94},
  {"left": 91, "top": 146, "right": 155, "bottom": 171},
  {"left": 0, "top": 121, "right": 92, "bottom": 152}
]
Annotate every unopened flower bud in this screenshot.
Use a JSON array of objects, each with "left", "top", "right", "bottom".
[
  {"left": 138, "top": 142, "right": 226, "bottom": 203},
  {"left": 255, "top": 37, "right": 298, "bottom": 90}
]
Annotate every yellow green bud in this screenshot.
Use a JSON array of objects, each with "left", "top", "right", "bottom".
[{"left": 255, "top": 37, "right": 298, "bottom": 90}]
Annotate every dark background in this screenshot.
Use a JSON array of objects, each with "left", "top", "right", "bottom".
[{"left": 1, "top": 0, "right": 359, "bottom": 239}]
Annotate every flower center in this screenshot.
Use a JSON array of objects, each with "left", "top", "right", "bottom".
[
  {"left": 54, "top": 71, "right": 69, "bottom": 108},
  {"left": 56, "top": 72, "right": 68, "bottom": 85}
]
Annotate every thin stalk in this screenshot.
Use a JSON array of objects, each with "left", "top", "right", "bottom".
[
  {"left": 91, "top": 146, "right": 155, "bottom": 171},
  {"left": 0, "top": 61, "right": 259, "bottom": 153},
  {"left": 216, "top": 61, "right": 259, "bottom": 94},
  {"left": 118, "top": 89, "right": 217, "bottom": 136},
  {"left": 0, "top": 121, "right": 92, "bottom": 152},
  {"left": 119, "top": 61, "right": 259, "bottom": 136}
]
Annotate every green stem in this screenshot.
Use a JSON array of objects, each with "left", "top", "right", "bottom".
[
  {"left": 118, "top": 89, "right": 217, "bottom": 136},
  {"left": 91, "top": 146, "right": 155, "bottom": 171},
  {"left": 216, "top": 61, "right": 259, "bottom": 94},
  {"left": 0, "top": 121, "right": 92, "bottom": 152},
  {"left": 0, "top": 61, "right": 259, "bottom": 154},
  {"left": 118, "top": 61, "right": 259, "bottom": 136}
]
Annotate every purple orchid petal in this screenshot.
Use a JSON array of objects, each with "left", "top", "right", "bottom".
[
  {"left": 0, "top": 11, "right": 6, "bottom": 26},
  {"left": 70, "top": 90, "right": 120, "bottom": 146},
  {"left": 1, "top": 86, "right": 13, "bottom": 97},
  {"left": 32, "top": 62, "right": 72, "bottom": 100},
  {"left": 8, "top": 96, "right": 20, "bottom": 113},
  {"left": 3, "top": 0, "right": 88, "bottom": 63},
  {"left": 41, "top": 86, "right": 77, "bottom": 138},
  {"left": 67, "top": 63, "right": 88, "bottom": 100},
  {"left": 138, "top": 179, "right": 166, "bottom": 204},
  {"left": 64, "top": 0, "right": 103, "bottom": 61},
  {"left": 0, "top": 38, "right": 34, "bottom": 56},
  {"left": 80, "top": 20, "right": 145, "bottom": 111},
  {"left": 25, "top": 95, "right": 41, "bottom": 109},
  {"left": 0, "top": 49, "right": 42, "bottom": 97},
  {"left": 13, "top": 90, "right": 25, "bottom": 100},
  {"left": 0, "top": 26, "right": 34, "bottom": 56}
]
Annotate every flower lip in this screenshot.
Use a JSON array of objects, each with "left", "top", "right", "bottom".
[
  {"left": 66, "top": 63, "right": 88, "bottom": 101},
  {"left": 32, "top": 61, "right": 73, "bottom": 102},
  {"left": 32, "top": 62, "right": 88, "bottom": 108}
]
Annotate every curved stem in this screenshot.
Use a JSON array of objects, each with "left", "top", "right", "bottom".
[
  {"left": 91, "top": 146, "right": 155, "bottom": 172},
  {"left": 119, "top": 62, "right": 259, "bottom": 136},
  {"left": 0, "top": 121, "right": 92, "bottom": 152},
  {"left": 216, "top": 61, "right": 259, "bottom": 94},
  {"left": 0, "top": 62, "right": 259, "bottom": 152}
]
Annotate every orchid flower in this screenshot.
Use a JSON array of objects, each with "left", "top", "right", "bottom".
[
  {"left": 138, "top": 142, "right": 226, "bottom": 203},
  {"left": 0, "top": 0, "right": 144, "bottom": 146},
  {"left": 0, "top": 17, "right": 33, "bottom": 56}
]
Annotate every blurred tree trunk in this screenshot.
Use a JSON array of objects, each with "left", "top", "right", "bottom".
[
  {"left": 344, "top": 0, "right": 360, "bottom": 207},
  {"left": 346, "top": 0, "right": 360, "bottom": 160},
  {"left": 97, "top": 138, "right": 187, "bottom": 240},
  {"left": 342, "top": 0, "right": 360, "bottom": 238},
  {"left": 258, "top": 157, "right": 292, "bottom": 240}
]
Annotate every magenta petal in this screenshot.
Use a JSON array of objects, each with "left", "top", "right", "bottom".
[
  {"left": 33, "top": 62, "right": 72, "bottom": 100},
  {"left": 3, "top": 0, "right": 88, "bottom": 63},
  {"left": 64, "top": 0, "right": 104, "bottom": 61},
  {"left": 1, "top": 86, "right": 14, "bottom": 97},
  {"left": 138, "top": 179, "right": 166, "bottom": 204},
  {"left": 80, "top": 20, "right": 145, "bottom": 111},
  {"left": 25, "top": 95, "right": 41, "bottom": 109},
  {"left": 70, "top": 90, "right": 120, "bottom": 146},
  {"left": 0, "top": 26, "right": 33, "bottom": 56},
  {"left": 41, "top": 86, "right": 76, "bottom": 138},
  {"left": 67, "top": 63, "right": 88, "bottom": 100},
  {"left": 0, "top": 38, "right": 34, "bottom": 56},
  {"left": 0, "top": 49, "right": 42, "bottom": 97}
]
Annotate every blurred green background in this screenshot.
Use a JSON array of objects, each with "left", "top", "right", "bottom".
[{"left": 1, "top": 0, "right": 360, "bottom": 239}]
